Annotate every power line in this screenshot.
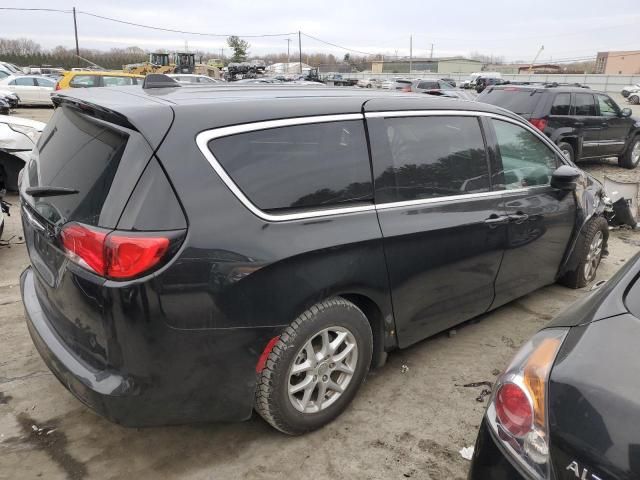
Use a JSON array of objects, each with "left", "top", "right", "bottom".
[
  {"left": 76, "top": 10, "right": 296, "bottom": 38},
  {"left": 301, "top": 32, "right": 376, "bottom": 56},
  {"left": 0, "top": 7, "right": 71, "bottom": 13}
]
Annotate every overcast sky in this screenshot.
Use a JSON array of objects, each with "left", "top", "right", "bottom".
[{"left": 2, "top": 1, "right": 639, "bottom": 62}]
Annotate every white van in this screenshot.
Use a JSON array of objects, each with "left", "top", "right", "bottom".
[{"left": 461, "top": 71, "right": 502, "bottom": 89}]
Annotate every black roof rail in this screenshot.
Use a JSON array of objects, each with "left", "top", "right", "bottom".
[
  {"left": 542, "top": 82, "right": 590, "bottom": 89},
  {"left": 142, "top": 74, "right": 181, "bottom": 89}
]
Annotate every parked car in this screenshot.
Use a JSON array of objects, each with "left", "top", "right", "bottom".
[
  {"left": 410, "top": 79, "right": 475, "bottom": 100},
  {"left": 322, "top": 73, "right": 358, "bottom": 87},
  {"left": 167, "top": 74, "right": 222, "bottom": 84},
  {"left": 54, "top": 70, "right": 144, "bottom": 90},
  {"left": 628, "top": 91, "right": 640, "bottom": 105},
  {"left": 439, "top": 77, "right": 456, "bottom": 87},
  {"left": 477, "top": 84, "right": 640, "bottom": 168},
  {"left": 21, "top": 84, "right": 610, "bottom": 435},
  {"left": 621, "top": 82, "right": 640, "bottom": 98},
  {"left": 0, "top": 90, "right": 20, "bottom": 109},
  {"left": 469, "top": 252, "right": 640, "bottom": 480},
  {"left": 357, "top": 78, "right": 379, "bottom": 88},
  {"left": 381, "top": 78, "right": 412, "bottom": 91},
  {"left": 476, "top": 76, "right": 507, "bottom": 93},
  {"left": 0, "top": 61, "right": 21, "bottom": 74},
  {"left": 0, "top": 97, "right": 9, "bottom": 115},
  {"left": 0, "top": 115, "right": 45, "bottom": 191},
  {"left": 461, "top": 71, "right": 502, "bottom": 89},
  {"left": 0, "top": 75, "right": 55, "bottom": 106}
]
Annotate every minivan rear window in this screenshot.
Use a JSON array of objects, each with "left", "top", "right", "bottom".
[
  {"left": 26, "top": 106, "right": 128, "bottom": 226},
  {"left": 209, "top": 121, "right": 373, "bottom": 212},
  {"left": 478, "top": 88, "right": 543, "bottom": 114}
]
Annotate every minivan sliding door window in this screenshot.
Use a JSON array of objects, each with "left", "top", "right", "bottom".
[{"left": 372, "top": 116, "right": 491, "bottom": 203}]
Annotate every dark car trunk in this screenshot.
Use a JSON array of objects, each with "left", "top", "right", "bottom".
[
  {"left": 477, "top": 88, "right": 545, "bottom": 119},
  {"left": 20, "top": 103, "right": 157, "bottom": 368}
]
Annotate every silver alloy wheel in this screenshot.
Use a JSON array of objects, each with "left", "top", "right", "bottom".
[
  {"left": 584, "top": 230, "right": 603, "bottom": 282},
  {"left": 287, "top": 326, "right": 358, "bottom": 413},
  {"left": 632, "top": 140, "right": 640, "bottom": 165}
]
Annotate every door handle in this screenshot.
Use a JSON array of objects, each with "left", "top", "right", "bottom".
[
  {"left": 508, "top": 213, "right": 529, "bottom": 224},
  {"left": 484, "top": 214, "right": 509, "bottom": 228}
]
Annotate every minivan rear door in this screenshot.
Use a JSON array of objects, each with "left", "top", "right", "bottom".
[
  {"left": 20, "top": 103, "right": 158, "bottom": 367},
  {"left": 365, "top": 109, "right": 507, "bottom": 347}
]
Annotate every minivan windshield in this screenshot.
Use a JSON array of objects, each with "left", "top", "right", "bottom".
[{"left": 25, "top": 106, "right": 128, "bottom": 226}]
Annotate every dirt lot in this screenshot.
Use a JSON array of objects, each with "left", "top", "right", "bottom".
[{"left": 1, "top": 97, "right": 640, "bottom": 480}]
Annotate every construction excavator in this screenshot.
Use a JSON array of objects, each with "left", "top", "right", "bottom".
[{"left": 123, "top": 53, "right": 195, "bottom": 75}]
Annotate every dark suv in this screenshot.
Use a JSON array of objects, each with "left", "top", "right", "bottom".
[
  {"left": 20, "top": 84, "right": 609, "bottom": 435},
  {"left": 477, "top": 84, "right": 640, "bottom": 168}
]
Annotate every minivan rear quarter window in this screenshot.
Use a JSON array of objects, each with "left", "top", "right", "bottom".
[
  {"left": 27, "top": 106, "right": 128, "bottom": 226},
  {"left": 375, "top": 116, "right": 490, "bottom": 201},
  {"left": 209, "top": 120, "right": 373, "bottom": 212}
]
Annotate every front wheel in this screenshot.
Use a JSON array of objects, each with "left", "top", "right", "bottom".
[
  {"left": 618, "top": 136, "right": 640, "bottom": 169},
  {"left": 255, "top": 298, "right": 373, "bottom": 435},
  {"left": 559, "top": 216, "right": 608, "bottom": 289},
  {"left": 628, "top": 95, "right": 639, "bottom": 105}
]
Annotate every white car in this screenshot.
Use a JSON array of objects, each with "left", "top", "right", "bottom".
[
  {"left": 0, "top": 75, "right": 55, "bottom": 106},
  {"left": 0, "top": 115, "right": 46, "bottom": 192},
  {"left": 621, "top": 83, "right": 640, "bottom": 98},
  {"left": 628, "top": 91, "right": 640, "bottom": 105},
  {"left": 167, "top": 74, "right": 222, "bottom": 85},
  {"left": 357, "top": 78, "right": 379, "bottom": 88}
]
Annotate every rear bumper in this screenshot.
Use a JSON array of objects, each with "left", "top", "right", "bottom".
[
  {"left": 21, "top": 267, "right": 279, "bottom": 426},
  {"left": 468, "top": 418, "right": 532, "bottom": 480}
]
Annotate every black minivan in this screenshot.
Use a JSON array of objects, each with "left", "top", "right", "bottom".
[{"left": 20, "top": 84, "right": 609, "bottom": 435}]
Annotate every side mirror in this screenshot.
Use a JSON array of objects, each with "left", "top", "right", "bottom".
[
  {"left": 621, "top": 108, "right": 632, "bottom": 117},
  {"left": 551, "top": 165, "right": 582, "bottom": 191}
]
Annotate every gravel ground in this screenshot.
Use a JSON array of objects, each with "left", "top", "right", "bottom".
[{"left": 1, "top": 95, "right": 639, "bottom": 480}]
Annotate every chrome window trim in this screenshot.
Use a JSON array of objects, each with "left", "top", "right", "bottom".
[
  {"left": 195, "top": 114, "right": 374, "bottom": 222},
  {"left": 196, "top": 111, "right": 562, "bottom": 223}
]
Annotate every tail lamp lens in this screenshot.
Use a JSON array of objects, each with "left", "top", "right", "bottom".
[
  {"left": 487, "top": 328, "right": 567, "bottom": 480},
  {"left": 61, "top": 222, "right": 172, "bottom": 279},
  {"left": 529, "top": 118, "right": 548, "bottom": 131},
  {"left": 495, "top": 383, "right": 533, "bottom": 438}
]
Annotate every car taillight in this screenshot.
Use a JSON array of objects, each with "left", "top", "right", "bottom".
[
  {"left": 55, "top": 82, "right": 61, "bottom": 91},
  {"left": 529, "top": 118, "right": 548, "bottom": 131},
  {"left": 402, "top": 85, "right": 411, "bottom": 92},
  {"left": 61, "top": 222, "right": 172, "bottom": 279},
  {"left": 486, "top": 328, "right": 567, "bottom": 479}
]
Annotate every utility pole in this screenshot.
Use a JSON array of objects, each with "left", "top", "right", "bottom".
[
  {"left": 72, "top": 7, "right": 80, "bottom": 67},
  {"left": 298, "top": 30, "right": 302, "bottom": 74},
  {"left": 430, "top": 44, "right": 434, "bottom": 59},
  {"left": 220, "top": 48, "right": 224, "bottom": 59},
  {"left": 286, "top": 38, "right": 291, "bottom": 72},
  {"left": 409, "top": 34, "right": 413, "bottom": 73}
]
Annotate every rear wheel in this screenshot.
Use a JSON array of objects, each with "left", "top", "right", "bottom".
[
  {"left": 618, "top": 136, "right": 640, "bottom": 169},
  {"left": 559, "top": 216, "right": 608, "bottom": 288},
  {"left": 629, "top": 94, "right": 639, "bottom": 105},
  {"left": 255, "top": 298, "right": 372, "bottom": 435},
  {"left": 557, "top": 141, "right": 575, "bottom": 162}
]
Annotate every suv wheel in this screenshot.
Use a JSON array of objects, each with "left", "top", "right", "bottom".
[
  {"left": 559, "top": 216, "right": 608, "bottom": 289},
  {"left": 629, "top": 94, "right": 639, "bottom": 105},
  {"left": 255, "top": 298, "right": 373, "bottom": 435},
  {"left": 557, "top": 142, "right": 575, "bottom": 162},
  {"left": 619, "top": 136, "right": 640, "bottom": 169}
]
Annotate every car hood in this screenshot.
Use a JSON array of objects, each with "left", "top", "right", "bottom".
[{"left": 0, "top": 115, "right": 46, "bottom": 131}]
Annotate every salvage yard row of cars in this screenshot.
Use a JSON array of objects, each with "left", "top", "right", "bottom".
[{"left": 1, "top": 68, "right": 640, "bottom": 479}]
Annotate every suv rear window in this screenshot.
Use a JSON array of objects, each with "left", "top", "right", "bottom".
[
  {"left": 417, "top": 81, "right": 439, "bottom": 89},
  {"left": 209, "top": 121, "right": 373, "bottom": 211},
  {"left": 478, "top": 88, "right": 543, "bottom": 115},
  {"left": 26, "top": 106, "right": 128, "bottom": 226}
]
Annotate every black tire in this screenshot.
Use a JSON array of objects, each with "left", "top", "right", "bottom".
[
  {"left": 255, "top": 297, "right": 373, "bottom": 435},
  {"left": 618, "top": 136, "right": 640, "bottom": 169},
  {"left": 559, "top": 216, "right": 608, "bottom": 289},
  {"left": 557, "top": 141, "right": 575, "bottom": 162},
  {"left": 628, "top": 94, "right": 639, "bottom": 105}
]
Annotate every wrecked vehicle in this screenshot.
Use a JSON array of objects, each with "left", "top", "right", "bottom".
[
  {"left": 0, "top": 115, "right": 45, "bottom": 191},
  {"left": 20, "top": 83, "right": 611, "bottom": 435},
  {"left": 469, "top": 252, "right": 640, "bottom": 480},
  {"left": 0, "top": 89, "right": 19, "bottom": 110}
]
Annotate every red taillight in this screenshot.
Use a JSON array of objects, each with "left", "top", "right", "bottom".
[
  {"left": 529, "top": 118, "right": 548, "bottom": 131},
  {"left": 402, "top": 85, "right": 411, "bottom": 92},
  {"left": 55, "top": 82, "right": 61, "bottom": 91},
  {"left": 495, "top": 383, "right": 533, "bottom": 437},
  {"left": 61, "top": 223, "right": 170, "bottom": 279}
]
